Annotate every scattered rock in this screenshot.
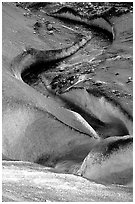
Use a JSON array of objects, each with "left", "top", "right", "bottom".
[
  {"left": 95, "top": 81, "right": 103, "bottom": 86},
  {"left": 46, "top": 23, "right": 53, "bottom": 31},
  {"left": 112, "top": 89, "right": 116, "bottom": 93},
  {"left": 16, "top": 3, "right": 20, "bottom": 7},
  {"left": 59, "top": 67, "right": 65, "bottom": 71},
  {"left": 115, "top": 72, "right": 119, "bottom": 76},
  {"left": 34, "top": 21, "right": 42, "bottom": 31},
  {"left": 68, "top": 76, "right": 75, "bottom": 81},
  {"left": 124, "top": 93, "right": 132, "bottom": 98},
  {"left": 112, "top": 89, "right": 121, "bottom": 96},
  {"left": 75, "top": 68, "right": 80, "bottom": 72},
  {"left": 48, "top": 30, "right": 54, "bottom": 35},
  {"left": 91, "top": 68, "right": 95, "bottom": 73},
  {"left": 70, "top": 81, "right": 74, "bottom": 85},
  {"left": 128, "top": 76, "right": 132, "bottom": 81},
  {"left": 23, "top": 12, "right": 31, "bottom": 17},
  {"left": 116, "top": 93, "right": 121, "bottom": 97},
  {"left": 42, "top": 18, "right": 45, "bottom": 22},
  {"left": 126, "top": 76, "right": 132, "bottom": 83}
]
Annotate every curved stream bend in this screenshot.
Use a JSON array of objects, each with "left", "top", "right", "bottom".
[
  {"left": 10, "top": 34, "right": 92, "bottom": 81},
  {"left": 7, "top": 7, "right": 133, "bottom": 185},
  {"left": 10, "top": 33, "right": 100, "bottom": 139},
  {"left": 9, "top": 12, "right": 116, "bottom": 139},
  {"left": 47, "top": 6, "right": 115, "bottom": 40},
  {"left": 14, "top": 8, "right": 132, "bottom": 140}
]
